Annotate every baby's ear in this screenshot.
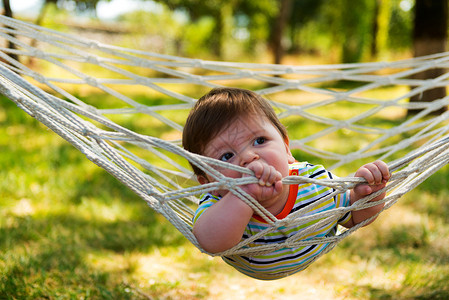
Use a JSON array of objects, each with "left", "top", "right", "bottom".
[
  {"left": 197, "top": 175, "right": 210, "bottom": 185},
  {"left": 284, "top": 138, "right": 296, "bottom": 164},
  {"left": 287, "top": 148, "right": 295, "bottom": 164}
]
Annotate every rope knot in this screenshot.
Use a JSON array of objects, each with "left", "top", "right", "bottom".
[
  {"left": 285, "top": 67, "right": 295, "bottom": 74},
  {"left": 191, "top": 75, "right": 203, "bottom": 83},
  {"left": 330, "top": 71, "right": 343, "bottom": 80},
  {"left": 32, "top": 72, "right": 46, "bottom": 83},
  {"left": 335, "top": 92, "right": 348, "bottom": 101},
  {"left": 136, "top": 77, "right": 149, "bottom": 86},
  {"left": 192, "top": 59, "right": 203, "bottom": 68},
  {"left": 85, "top": 77, "right": 98, "bottom": 87},
  {"left": 337, "top": 120, "right": 351, "bottom": 129},
  {"left": 88, "top": 41, "right": 100, "bottom": 49},
  {"left": 378, "top": 76, "right": 393, "bottom": 86},
  {"left": 32, "top": 49, "right": 45, "bottom": 59},
  {"left": 240, "top": 70, "right": 254, "bottom": 77},
  {"left": 86, "top": 55, "right": 99, "bottom": 65},
  {"left": 222, "top": 177, "right": 235, "bottom": 190}
]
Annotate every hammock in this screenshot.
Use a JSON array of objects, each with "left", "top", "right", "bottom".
[{"left": 1, "top": 15, "right": 448, "bottom": 262}]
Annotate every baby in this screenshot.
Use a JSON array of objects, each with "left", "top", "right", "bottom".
[{"left": 182, "top": 87, "right": 390, "bottom": 280}]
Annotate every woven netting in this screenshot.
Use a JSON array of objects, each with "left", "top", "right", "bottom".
[{"left": 0, "top": 15, "right": 448, "bottom": 258}]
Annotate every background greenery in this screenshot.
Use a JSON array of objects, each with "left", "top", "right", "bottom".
[
  {"left": 20, "top": 0, "right": 414, "bottom": 63},
  {"left": 1, "top": 0, "right": 449, "bottom": 299}
]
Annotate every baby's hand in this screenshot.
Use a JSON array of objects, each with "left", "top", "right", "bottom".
[
  {"left": 243, "top": 160, "right": 283, "bottom": 201},
  {"left": 348, "top": 160, "right": 390, "bottom": 226},
  {"left": 352, "top": 160, "right": 390, "bottom": 201}
]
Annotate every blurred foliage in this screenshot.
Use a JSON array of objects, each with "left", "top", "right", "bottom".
[
  {"left": 14, "top": 0, "right": 416, "bottom": 63},
  {"left": 339, "top": 0, "right": 377, "bottom": 63},
  {"left": 133, "top": 0, "right": 414, "bottom": 62},
  {"left": 44, "top": 0, "right": 111, "bottom": 15},
  {"left": 389, "top": 0, "right": 414, "bottom": 50}
]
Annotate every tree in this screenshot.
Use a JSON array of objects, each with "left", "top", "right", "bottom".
[
  {"left": 339, "top": 0, "right": 376, "bottom": 63},
  {"left": 234, "top": 0, "right": 277, "bottom": 58},
  {"left": 1, "top": 0, "right": 19, "bottom": 62},
  {"left": 270, "top": 0, "right": 292, "bottom": 64},
  {"left": 387, "top": 0, "right": 413, "bottom": 52},
  {"left": 371, "top": 0, "right": 392, "bottom": 59},
  {"left": 288, "top": 0, "right": 326, "bottom": 55},
  {"left": 37, "top": 0, "right": 108, "bottom": 23},
  {"left": 1, "top": 0, "right": 11, "bottom": 18},
  {"left": 408, "top": 0, "right": 448, "bottom": 115},
  {"left": 238, "top": 0, "right": 325, "bottom": 64},
  {"left": 318, "top": 0, "right": 377, "bottom": 63},
  {"left": 155, "top": 0, "right": 240, "bottom": 59}
]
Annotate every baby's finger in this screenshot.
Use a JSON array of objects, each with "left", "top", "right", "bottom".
[
  {"left": 373, "top": 160, "right": 390, "bottom": 182},
  {"left": 355, "top": 166, "right": 375, "bottom": 185},
  {"left": 258, "top": 165, "right": 277, "bottom": 186},
  {"left": 366, "top": 163, "right": 383, "bottom": 184},
  {"left": 265, "top": 166, "right": 282, "bottom": 186},
  {"left": 358, "top": 163, "right": 386, "bottom": 185},
  {"left": 353, "top": 183, "right": 372, "bottom": 196},
  {"left": 249, "top": 161, "right": 264, "bottom": 179},
  {"left": 247, "top": 161, "right": 269, "bottom": 185}
]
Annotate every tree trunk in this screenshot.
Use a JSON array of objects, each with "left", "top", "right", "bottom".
[
  {"left": 370, "top": 0, "right": 380, "bottom": 58},
  {"left": 211, "top": 3, "right": 233, "bottom": 60},
  {"left": 271, "top": 0, "right": 292, "bottom": 64},
  {"left": 408, "top": 0, "right": 448, "bottom": 116},
  {"left": 212, "top": 11, "right": 223, "bottom": 58},
  {"left": 2, "top": 0, "right": 19, "bottom": 63},
  {"left": 340, "top": 0, "right": 375, "bottom": 63},
  {"left": 371, "top": 0, "right": 392, "bottom": 59}
]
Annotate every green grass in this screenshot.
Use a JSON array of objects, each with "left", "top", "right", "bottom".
[{"left": 1, "top": 92, "right": 449, "bottom": 299}]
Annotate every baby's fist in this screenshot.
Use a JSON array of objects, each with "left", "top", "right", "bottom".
[{"left": 355, "top": 160, "right": 390, "bottom": 185}]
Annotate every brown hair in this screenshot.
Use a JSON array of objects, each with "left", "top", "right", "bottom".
[{"left": 182, "top": 87, "right": 288, "bottom": 176}]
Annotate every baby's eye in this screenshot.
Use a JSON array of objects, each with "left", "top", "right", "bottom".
[
  {"left": 254, "top": 137, "right": 266, "bottom": 145},
  {"left": 219, "top": 152, "right": 234, "bottom": 162}
]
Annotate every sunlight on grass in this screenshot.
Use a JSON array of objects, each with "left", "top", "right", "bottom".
[
  {"left": 11, "top": 198, "right": 35, "bottom": 216},
  {"left": 78, "top": 198, "right": 139, "bottom": 222}
]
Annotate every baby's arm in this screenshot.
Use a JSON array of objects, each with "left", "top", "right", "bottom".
[
  {"left": 193, "top": 161, "right": 283, "bottom": 253},
  {"left": 346, "top": 160, "right": 390, "bottom": 227}
]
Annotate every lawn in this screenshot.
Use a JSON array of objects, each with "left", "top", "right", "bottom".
[{"left": 1, "top": 85, "right": 448, "bottom": 300}]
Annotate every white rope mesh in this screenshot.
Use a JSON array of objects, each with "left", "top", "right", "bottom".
[{"left": 0, "top": 15, "right": 448, "bottom": 258}]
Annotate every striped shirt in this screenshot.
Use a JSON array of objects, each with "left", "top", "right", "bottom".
[{"left": 193, "top": 162, "right": 351, "bottom": 280}]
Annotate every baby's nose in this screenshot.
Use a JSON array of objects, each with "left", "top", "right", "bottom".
[{"left": 240, "top": 149, "right": 259, "bottom": 166}]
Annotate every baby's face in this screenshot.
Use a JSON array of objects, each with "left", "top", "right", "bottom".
[{"left": 200, "top": 114, "right": 295, "bottom": 182}]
